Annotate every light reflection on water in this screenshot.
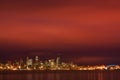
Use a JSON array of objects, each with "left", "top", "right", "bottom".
[{"left": 0, "top": 70, "right": 120, "bottom": 80}]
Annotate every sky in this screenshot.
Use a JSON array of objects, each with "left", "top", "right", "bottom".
[{"left": 0, "top": 0, "right": 120, "bottom": 65}]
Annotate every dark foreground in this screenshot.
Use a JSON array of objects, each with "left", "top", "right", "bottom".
[{"left": 0, "top": 70, "right": 120, "bottom": 80}]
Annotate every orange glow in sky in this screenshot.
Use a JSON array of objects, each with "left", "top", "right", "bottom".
[{"left": 0, "top": 0, "right": 120, "bottom": 64}]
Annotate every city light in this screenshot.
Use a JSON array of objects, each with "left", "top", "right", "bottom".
[{"left": 0, "top": 56, "right": 120, "bottom": 71}]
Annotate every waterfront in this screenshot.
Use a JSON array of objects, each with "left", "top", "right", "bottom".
[
  {"left": 1, "top": 56, "right": 120, "bottom": 71},
  {"left": 0, "top": 70, "right": 120, "bottom": 80}
]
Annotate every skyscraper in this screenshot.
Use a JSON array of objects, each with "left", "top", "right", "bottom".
[
  {"left": 26, "top": 57, "right": 33, "bottom": 69},
  {"left": 56, "top": 56, "right": 60, "bottom": 67}
]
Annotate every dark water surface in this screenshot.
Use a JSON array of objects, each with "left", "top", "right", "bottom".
[{"left": 0, "top": 70, "right": 120, "bottom": 80}]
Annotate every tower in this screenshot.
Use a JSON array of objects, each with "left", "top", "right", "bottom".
[
  {"left": 34, "top": 56, "right": 39, "bottom": 69},
  {"left": 35, "top": 56, "right": 38, "bottom": 62},
  {"left": 26, "top": 57, "right": 33, "bottom": 69},
  {"left": 56, "top": 56, "right": 60, "bottom": 67}
]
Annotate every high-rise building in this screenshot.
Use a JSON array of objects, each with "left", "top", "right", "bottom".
[
  {"left": 26, "top": 57, "right": 33, "bottom": 69},
  {"left": 56, "top": 57, "right": 60, "bottom": 67},
  {"left": 35, "top": 56, "right": 39, "bottom": 64},
  {"left": 34, "top": 56, "right": 39, "bottom": 69}
]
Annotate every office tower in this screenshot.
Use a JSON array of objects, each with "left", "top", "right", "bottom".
[
  {"left": 34, "top": 56, "right": 39, "bottom": 69},
  {"left": 26, "top": 57, "right": 33, "bottom": 69},
  {"left": 35, "top": 56, "right": 39, "bottom": 64},
  {"left": 56, "top": 57, "right": 60, "bottom": 67}
]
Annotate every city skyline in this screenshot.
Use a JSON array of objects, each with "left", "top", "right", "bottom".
[
  {"left": 0, "top": 56, "right": 120, "bottom": 71},
  {"left": 0, "top": 0, "right": 120, "bottom": 65}
]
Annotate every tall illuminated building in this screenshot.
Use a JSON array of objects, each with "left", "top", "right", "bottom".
[
  {"left": 35, "top": 56, "right": 39, "bottom": 64},
  {"left": 56, "top": 56, "right": 60, "bottom": 67},
  {"left": 26, "top": 57, "right": 33, "bottom": 69},
  {"left": 34, "top": 56, "right": 39, "bottom": 69}
]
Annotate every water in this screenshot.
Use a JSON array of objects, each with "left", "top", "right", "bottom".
[{"left": 0, "top": 70, "right": 120, "bottom": 80}]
